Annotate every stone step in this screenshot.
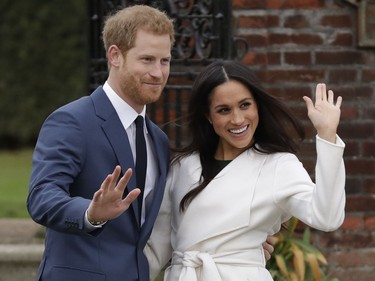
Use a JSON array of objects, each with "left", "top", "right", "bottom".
[
  {"left": 0, "top": 244, "right": 44, "bottom": 262},
  {"left": 0, "top": 219, "right": 44, "bottom": 244},
  {"left": 0, "top": 219, "right": 44, "bottom": 281}
]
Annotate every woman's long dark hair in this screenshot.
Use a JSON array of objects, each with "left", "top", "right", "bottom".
[{"left": 175, "top": 60, "right": 305, "bottom": 212}]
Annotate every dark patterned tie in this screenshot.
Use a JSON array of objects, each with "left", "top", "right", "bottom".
[{"left": 135, "top": 116, "right": 147, "bottom": 222}]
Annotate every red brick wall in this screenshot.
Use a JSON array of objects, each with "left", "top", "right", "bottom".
[{"left": 232, "top": 0, "right": 375, "bottom": 280}]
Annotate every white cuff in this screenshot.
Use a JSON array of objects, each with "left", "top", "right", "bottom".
[{"left": 84, "top": 209, "right": 107, "bottom": 230}]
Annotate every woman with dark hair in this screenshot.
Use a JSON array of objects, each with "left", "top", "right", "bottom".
[{"left": 145, "top": 60, "right": 345, "bottom": 281}]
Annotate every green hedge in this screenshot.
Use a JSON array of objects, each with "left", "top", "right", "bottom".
[{"left": 0, "top": 0, "right": 88, "bottom": 148}]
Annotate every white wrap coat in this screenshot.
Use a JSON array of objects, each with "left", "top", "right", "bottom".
[{"left": 145, "top": 135, "right": 346, "bottom": 281}]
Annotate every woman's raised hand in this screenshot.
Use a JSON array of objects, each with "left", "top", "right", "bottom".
[{"left": 303, "top": 83, "right": 342, "bottom": 143}]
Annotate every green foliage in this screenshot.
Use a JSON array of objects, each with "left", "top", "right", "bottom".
[
  {"left": 267, "top": 217, "right": 339, "bottom": 281},
  {"left": 0, "top": 0, "right": 88, "bottom": 148},
  {"left": 0, "top": 149, "right": 33, "bottom": 218}
]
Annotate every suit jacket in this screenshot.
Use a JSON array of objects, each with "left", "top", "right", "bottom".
[
  {"left": 146, "top": 136, "right": 345, "bottom": 281},
  {"left": 27, "top": 86, "right": 170, "bottom": 281}
]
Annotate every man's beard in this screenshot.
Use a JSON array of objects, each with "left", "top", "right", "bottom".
[{"left": 121, "top": 74, "right": 165, "bottom": 105}]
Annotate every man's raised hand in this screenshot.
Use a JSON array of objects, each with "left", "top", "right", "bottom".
[{"left": 87, "top": 166, "right": 140, "bottom": 223}]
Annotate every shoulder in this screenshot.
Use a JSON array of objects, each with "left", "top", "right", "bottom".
[
  {"left": 41, "top": 95, "right": 88, "bottom": 122},
  {"left": 40, "top": 96, "right": 94, "bottom": 132},
  {"left": 173, "top": 152, "right": 199, "bottom": 166},
  {"left": 146, "top": 119, "right": 169, "bottom": 146},
  {"left": 268, "top": 152, "right": 300, "bottom": 169},
  {"left": 147, "top": 120, "right": 167, "bottom": 136},
  {"left": 249, "top": 149, "right": 300, "bottom": 173},
  {"left": 167, "top": 152, "right": 201, "bottom": 192},
  {"left": 53, "top": 86, "right": 112, "bottom": 119},
  {"left": 169, "top": 152, "right": 199, "bottom": 174},
  {"left": 58, "top": 96, "right": 92, "bottom": 114},
  {"left": 250, "top": 147, "right": 297, "bottom": 163}
]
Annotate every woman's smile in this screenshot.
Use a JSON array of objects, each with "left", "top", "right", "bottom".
[{"left": 229, "top": 125, "right": 249, "bottom": 135}]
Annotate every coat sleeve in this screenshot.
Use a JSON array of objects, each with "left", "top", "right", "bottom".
[
  {"left": 145, "top": 165, "right": 174, "bottom": 280},
  {"left": 273, "top": 135, "right": 346, "bottom": 232},
  {"left": 27, "top": 108, "right": 91, "bottom": 234}
]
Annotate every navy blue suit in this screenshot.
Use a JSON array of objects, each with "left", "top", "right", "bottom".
[{"left": 27, "top": 86, "right": 170, "bottom": 281}]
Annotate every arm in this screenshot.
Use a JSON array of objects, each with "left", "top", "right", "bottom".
[
  {"left": 27, "top": 109, "right": 140, "bottom": 233},
  {"left": 274, "top": 84, "right": 345, "bottom": 231},
  {"left": 304, "top": 83, "right": 346, "bottom": 229},
  {"left": 27, "top": 110, "right": 90, "bottom": 232}
]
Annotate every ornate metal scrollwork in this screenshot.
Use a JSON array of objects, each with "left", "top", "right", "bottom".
[
  {"left": 88, "top": 0, "right": 247, "bottom": 147},
  {"left": 169, "top": 0, "right": 248, "bottom": 62},
  {"left": 89, "top": 0, "right": 246, "bottom": 81}
]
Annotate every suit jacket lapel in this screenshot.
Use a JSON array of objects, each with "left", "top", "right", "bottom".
[
  {"left": 140, "top": 117, "right": 169, "bottom": 234},
  {"left": 91, "top": 87, "right": 141, "bottom": 225}
]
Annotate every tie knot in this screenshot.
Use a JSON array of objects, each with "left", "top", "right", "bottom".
[{"left": 135, "top": 115, "right": 144, "bottom": 129}]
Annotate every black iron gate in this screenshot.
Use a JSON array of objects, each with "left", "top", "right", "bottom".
[{"left": 88, "top": 0, "right": 247, "bottom": 147}]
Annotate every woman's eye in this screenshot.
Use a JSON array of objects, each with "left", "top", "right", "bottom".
[
  {"left": 241, "top": 102, "right": 251, "bottom": 108},
  {"left": 217, "top": 108, "right": 230, "bottom": 114}
]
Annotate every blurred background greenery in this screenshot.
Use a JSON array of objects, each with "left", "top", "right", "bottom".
[
  {"left": 0, "top": 149, "right": 32, "bottom": 218},
  {"left": 0, "top": 0, "right": 88, "bottom": 148},
  {"left": 0, "top": 0, "right": 88, "bottom": 217}
]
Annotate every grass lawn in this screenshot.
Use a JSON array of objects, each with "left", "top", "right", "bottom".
[{"left": 0, "top": 149, "right": 33, "bottom": 218}]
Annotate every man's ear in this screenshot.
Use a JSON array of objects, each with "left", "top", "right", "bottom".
[{"left": 107, "top": 45, "right": 122, "bottom": 68}]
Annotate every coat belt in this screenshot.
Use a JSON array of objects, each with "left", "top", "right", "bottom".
[{"left": 170, "top": 248, "right": 265, "bottom": 281}]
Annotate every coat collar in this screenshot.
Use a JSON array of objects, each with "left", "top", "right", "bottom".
[{"left": 176, "top": 150, "right": 267, "bottom": 250}]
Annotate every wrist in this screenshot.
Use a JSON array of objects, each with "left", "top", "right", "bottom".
[
  {"left": 317, "top": 132, "right": 336, "bottom": 143},
  {"left": 89, "top": 219, "right": 107, "bottom": 226},
  {"left": 86, "top": 209, "right": 107, "bottom": 226}
]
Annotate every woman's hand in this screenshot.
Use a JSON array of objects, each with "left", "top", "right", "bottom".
[{"left": 303, "top": 83, "right": 342, "bottom": 143}]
